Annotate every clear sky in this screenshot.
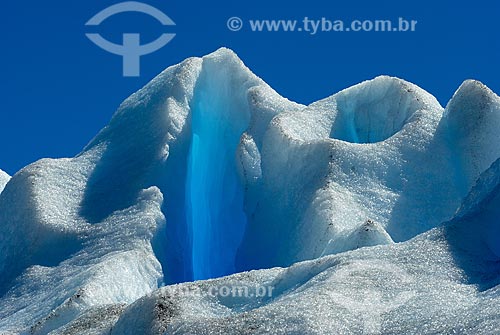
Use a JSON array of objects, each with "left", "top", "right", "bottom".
[{"left": 0, "top": 0, "right": 498, "bottom": 175}]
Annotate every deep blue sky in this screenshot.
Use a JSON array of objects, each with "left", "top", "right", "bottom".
[{"left": 0, "top": 0, "right": 498, "bottom": 175}]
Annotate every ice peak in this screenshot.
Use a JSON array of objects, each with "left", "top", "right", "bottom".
[
  {"left": 0, "top": 169, "right": 9, "bottom": 194},
  {"left": 205, "top": 47, "right": 243, "bottom": 63},
  {"left": 446, "top": 79, "right": 500, "bottom": 113}
]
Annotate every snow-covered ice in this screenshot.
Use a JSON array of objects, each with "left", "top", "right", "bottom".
[
  {"left": 0, "top": 48, "right": 500, "bottom": 334},
  {"left": 0, "top": 169, "right": 9, "bottom": 193}
]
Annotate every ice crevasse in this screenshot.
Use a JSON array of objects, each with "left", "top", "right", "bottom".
[{"left": 0, "top": 48, "right": 500, "bottom": 334}]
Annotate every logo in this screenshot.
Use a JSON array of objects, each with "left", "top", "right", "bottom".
[
  {"left": 327, "top": 260, "right": 415, "bottom": 334},
  {"left": 227, "top": 17, "right": 243, "bottom": 31},
  {"left": 85, "top": 1, "right": 176, "bottom": 77}
]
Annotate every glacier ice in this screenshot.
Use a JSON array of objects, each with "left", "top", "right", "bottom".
[
  {"left": 0, "top": 48, "right": 500, "bottom": 334},
  {"left": 110, "top": 158, "right": 500, "bottom": 334},
  {"left": 236, "top": 76, "right": 500, "bottom": 271},
  {"left": 0, "top": 169, "right": 9, "bottom": 194}
]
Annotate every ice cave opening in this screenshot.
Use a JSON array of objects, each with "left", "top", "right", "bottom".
[
  {"left": 186, "top": 92, "right": 248, "bottom": 281},
  {"left": 162, "top": 67, "right": 251, "bottom": 283}
]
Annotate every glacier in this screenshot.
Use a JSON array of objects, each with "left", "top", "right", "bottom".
[
  {"left": 0, "top": 170, "right": 9, "bottom": 194},
  {"left": 0, "top": 48, "right": 499, "bottom": 334}
]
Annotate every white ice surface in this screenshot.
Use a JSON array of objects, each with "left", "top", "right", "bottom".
[
  {"left": 113, "top": 158, "right": 500, "bottom": 334},
  {"left": 0, "top": 169, "right": 9, "bottom": 193},
  {"left": 236, "top": 76, "right": 500, "bottom": 271}
]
